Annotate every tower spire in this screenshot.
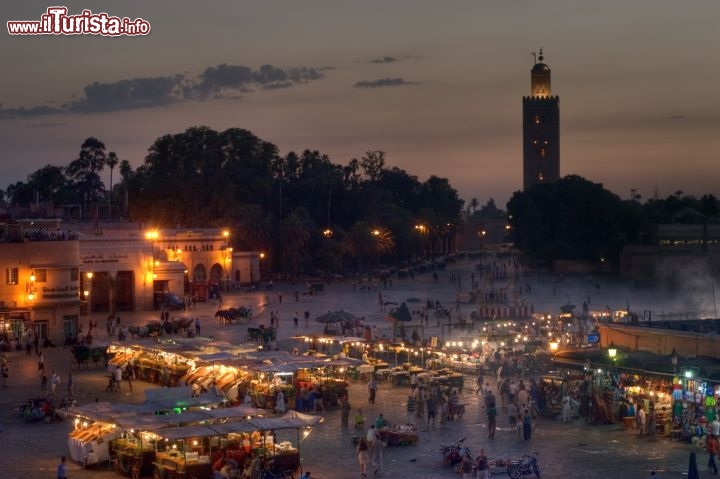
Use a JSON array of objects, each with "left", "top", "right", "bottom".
[{"left": 538, "top": 47, "right": 543, "bottom": 63}]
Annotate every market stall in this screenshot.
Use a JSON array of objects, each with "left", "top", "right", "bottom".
[
  {"left": 107, "top": 342, "right": 194, "bottom": 387},
  {"left": 378, "top": 424, "right": 419, "bottom": 446},
  {"left": 59, "top": 402, "right": 137, "bottom": 467},
  {"left": 146, "top": 411, "right": 321, "bottom": 479}
]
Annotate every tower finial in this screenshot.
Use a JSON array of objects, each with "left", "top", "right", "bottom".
[{"left": 538, "top": 48, "right": 544, "bottom": 63}]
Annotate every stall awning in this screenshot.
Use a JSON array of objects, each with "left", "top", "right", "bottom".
[
  {"left": 57, "top": 401, "right": 138, "bottom": 422},
  {"left": 154, "top": 411, "right": 323, "bottom": 441}
]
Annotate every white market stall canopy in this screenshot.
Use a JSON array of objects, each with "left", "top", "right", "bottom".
[{"left": 155, "top": 411, "right": 322, "bottom": 441}]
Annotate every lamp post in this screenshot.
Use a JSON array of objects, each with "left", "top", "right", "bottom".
[
  {"left": 608, "top": 342, "right": 617, "bottom": 363},
  {"left": 479, "top": 229, "right": 487, "bottom": 252},
  {"left": 26, "top": 272, "right": 36, "bottom": 322},
  {"left": 222, "top": 229, "right": 232, "bottom": 290},
  {"left": 145, "top": 230, "right": 159, "bottom": 309},
  {"left": 84, "top": 272, "right": 93, "bottom": 314}
]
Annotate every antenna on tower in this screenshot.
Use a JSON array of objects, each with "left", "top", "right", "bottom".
[
  {"left": 538, "top": 47, "right": 544, "bottom": 62},
  {"left": 531, "top": 51, "right": 537, "bottom": 65}
]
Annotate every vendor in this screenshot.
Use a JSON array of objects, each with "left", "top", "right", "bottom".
[
  {"left": 374, "top": 413, "right": 389, "bottom": 430},
  {"left": 355, "top": 409, "right": 366, "bottom": 430},
  {"left": 213, "top": 450, "right": 227, "bottom": 472}
]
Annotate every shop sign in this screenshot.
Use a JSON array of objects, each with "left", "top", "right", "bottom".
[{"left": 587, "top": 333, "right": 600, "bottom": 344}]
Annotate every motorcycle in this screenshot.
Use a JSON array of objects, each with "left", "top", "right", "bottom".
[
  {"left": 507, "top": 452, "right": 540, "bottom": 478},
  {"left": 440, "top": 437, "right": 471, "bottom": 467}
]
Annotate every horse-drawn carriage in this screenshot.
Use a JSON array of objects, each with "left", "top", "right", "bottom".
[
  {"left": 215, "top": 306, "right": 253, "bottom": 324},
  {"left": 245, "top": 326, "right": 273, "bottom": 344},
  {"left": 70, "top": 344, "right": 109, "bottom": 369}
]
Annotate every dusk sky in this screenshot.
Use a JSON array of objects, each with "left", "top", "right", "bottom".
[{"left": 2, "top": 1, "right": 719, "bottom": 207}]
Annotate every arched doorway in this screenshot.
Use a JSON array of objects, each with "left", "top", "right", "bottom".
[{"left": 191, "top": 264, "right": 208, "bottom": 302}]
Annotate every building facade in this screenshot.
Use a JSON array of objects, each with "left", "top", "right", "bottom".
[
  {"left": 0, "top": 220, "right": 260, "bottom": 345},
  {"left": 0, "top": 219, "right": 82, "bottom": 346},
  {"left": 522, "top": 49, "right": 560, "bottom": 190}
]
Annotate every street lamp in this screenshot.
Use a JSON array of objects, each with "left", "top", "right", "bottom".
[
  {"left": 145, "top": 229, "right": 160, "bottom": 262},
  {"left": 608, "top": 342, "right": 617, "bottom": 361},
  {"left": 26, "top": 272, "right": 37, "bottom": 302},
  {"left": 549, "top": 338, "right": 559, "bottom": 353},
  {"left": 84, "top": 272, "right": 93, "bottom": 314}
]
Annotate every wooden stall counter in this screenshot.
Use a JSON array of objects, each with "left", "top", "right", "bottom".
[
  {"left": 153, "top": 452, "right": 212, "bottom": 479},
  {"left": 111, "top": 438, "right": 156, "bottom": 476}
]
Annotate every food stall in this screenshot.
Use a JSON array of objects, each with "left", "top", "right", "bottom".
[
  {"left": 107, "top": 341, "right": 195, "bottom": 387},
  {"left": 377, "top": 423, "right": 419, "bottom": 446},
  {"left": 59, "top": 402, "right": 137, "bottom": 467},
  {"left": 147, "top": 411, "right": 321, "bottom": 479}
]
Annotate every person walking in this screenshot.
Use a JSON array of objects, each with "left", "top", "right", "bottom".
[
  {"left": 427, "top": 395, "right": 437, "bottom": 427},
  {"left": 125, "top": 366, "right": 134, "bottom": 392},
  {"left": 41, "top": 373, "right": 48, "bottom": 394},
  {"left": 460, "top": 453, "right": 474, "bottom": 479},
  {"left": 38, "top": 351, "right": 45, "bottom": 374},
  {"left": 114, "top": 365, "right": 123, "bottom": 392},
  {"left": 522, "top": 409, "right": 533, "bottom": 441},
  {"left": 368, "top": 377, "right": 377, "bottom": 404},
  {"left": 194, "top": 317, "right": 201, "bottom": 336},
  {"left": 476, "top": 449, "right": 490, "bottom": 479},
  {"left": 56, "top": 456, "right": 68, "bottom": 479},
  {"left": 487, "top": 400, "right": 497, "bottom": 440},
  {"left": 341, "top": 396, "right": 351, "bottom": 428},
  {"left": 67, "top": 372, "right": 75, "bottom": 399},
  {"left": 50, "top": 370, "right": 60, "bottom": 394},
  {"left": 357, "top": 437, "right": 370, "bottom": 478},
  {"left": 638, "top": 405, "right": 647, "bottom": 438},
  {"left": 370, "top": 433, "right": 383, "bottom": 474},
  {"left": 439, "top": 399, "right": 449, "bottom": 429},
  {"left": 707, "top": 434, "right": 719, "bottom": 475}
]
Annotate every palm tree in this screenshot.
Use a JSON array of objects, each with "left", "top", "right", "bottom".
[
  {"left": 470, "top": 197, "right": 479, "bottom": 215},
  {"left": 280, "top": 210, "right": 312, "bottom": 275},
  {"left": 235, "top": 204, "right": 273, "bottom": 251},
  {"left": 342, "top": 222, "right": 375, "bottom": 271},
  {"left": 106, "top": 151, "right": 118, "bottom": 219},
  {"left": 372, "top": 227, "right": 396, "bottom": 258},
  {"left": 341, "top": 222, "right": 396, "bottom": 271}
]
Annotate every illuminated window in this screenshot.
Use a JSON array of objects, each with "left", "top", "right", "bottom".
[
  {"left": 34, "top": 269, "right": 47, "bottom": 283},
  {"left": 534, "top": 115, "right": 541, "bottom": 125},
  {"left": 538, "top": 173, "right": 544, "bottom": 181},
  {"left": 6, "top": 267, "right": 19, "bottom": 285},
  {"left": 540, "top": 148, "right": 546, "bottom": 158}
]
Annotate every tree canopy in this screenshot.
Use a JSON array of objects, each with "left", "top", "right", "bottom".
[{"left": 2, "top": 127, "right": 464, "bottom": 275}]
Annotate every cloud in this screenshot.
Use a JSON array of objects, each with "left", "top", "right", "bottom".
[
  {"left": 668, "top": 115, "right": 686, "bottom": 120},
  {"left": 25, "top": 122, "right": 66, "bottom": 128},
  {"left": 0, "top": 105, "right": 63, "bottom": 119},
  {"left": 71, "top": 76, "right": 183, "bottom": 112},
  {"left": 0, "top": 63, "right": 324, "bottom": 118},
  {"left": 371, "top": 56, "right": 397, "bottom": 64},
  {"left": 262, "top": 82, "right": 294, "bottom": 90},
  {"left": 354, "top": 78, "right": 417, "bottom": 89}
]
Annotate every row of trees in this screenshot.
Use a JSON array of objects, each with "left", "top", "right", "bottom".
[
  {"left": 2, "top": 127, "right": 464, "bottom": 275},
  {"left": 3, "top": 129, "right": 716, "bottom": 273},
  {"left": 506, "top": 175, "right": 720, "bottom": 266}
]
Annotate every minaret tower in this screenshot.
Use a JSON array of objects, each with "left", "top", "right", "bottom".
[{"left": 522, "top": 48, "right": 560, "bottom": 190}]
